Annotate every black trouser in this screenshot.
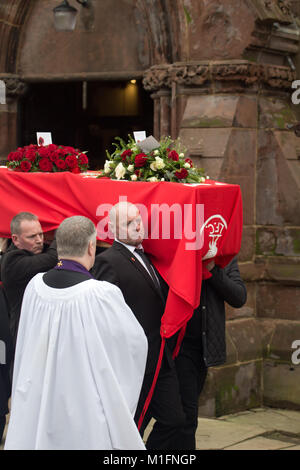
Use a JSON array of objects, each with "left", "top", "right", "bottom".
[
  {"left": 0, "top": 415, "right": 6, "bottom": 443},
  {"left": 134, "top": 362, "right": 186, "bottom": 450},
  {"left": 175, "top": 349, "right": 208, "bottom": 450}
]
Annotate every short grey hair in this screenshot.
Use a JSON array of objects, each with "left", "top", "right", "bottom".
[
  {"left": 109, "top": 201, "right": 136, "bottom": 236},
  {"left": 56, "top": 216, "right": 96, "bottom": 258},
  {"left": 10, "top": 212, "right": 39, "bottom": 235}
]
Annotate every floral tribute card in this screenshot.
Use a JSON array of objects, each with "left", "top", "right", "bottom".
[{"left": 37, "top": 132, "right": 52, "bottom": 146}]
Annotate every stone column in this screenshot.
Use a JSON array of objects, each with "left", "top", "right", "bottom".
[
  {"left": 0, "top": 77, "right": 28, "bottom": 163},
  {"left": 143, "top": 49, "right": 300, "bottom": 414}
]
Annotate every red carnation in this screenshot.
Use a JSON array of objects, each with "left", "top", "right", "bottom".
[
  {"left": 38, "top": 146, "right": 50, "bottom": 158},
  {"left": 65, "top": 155, "right": 78, "bottom": 169},
  {"left": 20, "top": 160, "right": 32, "bottom": 172},
  {"left": 168, "top": 150, "right": 179, "bottom": 161},
  {"left": 39, "top": 158, "right": 53, "bottom": 172},
  {"left": 78, "top": 154, "right": 88, "bottom": 165},
  {"left": 175, "top": 168, "right": 188, "bottom": 180},
  {"left": 11, "top": 151, "right": 23, "bottom": 162},
  {"left": 185, "top": 158, "right": 193, "bottom": 167},
  {"left": 121, "top": 149, "right": 133, "bottom": 161},
  {"left": 47, "top": 144, "right": 58, "bottom": 152},
  {"left": 134, "top": 153, "right": 148, "bottom": 168},
  {"left": 25, "top": 149, "right": 37, "bottom": 162},
  {"left": 56, "top": 159, "right": 67, "bottom": 170},
  {"left": 64, "top": 146, "right": 76, "bottom": 154}
]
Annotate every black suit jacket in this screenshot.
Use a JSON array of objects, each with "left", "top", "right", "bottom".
[
  {"left": 92, "top": 241, "right": 172, "bottom": 375},
  {"left": 1, "top": 240, "right": 58, "bottom": 344}
]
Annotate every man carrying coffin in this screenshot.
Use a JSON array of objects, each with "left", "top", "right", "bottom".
[
  {"left": 5, "top": 216, "right": 147, "bottom": 450},
  {"left": 1, "top": 212, "right": 58, "bottom": 346},
  {"left": 93, "top": 202, "right": 185, "bottom": 450}
]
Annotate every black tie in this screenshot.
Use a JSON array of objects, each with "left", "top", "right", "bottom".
[{"left": 134, "top": 248, "right": 161, "bottom": 290}]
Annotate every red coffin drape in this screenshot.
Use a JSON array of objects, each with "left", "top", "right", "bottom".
[{"left": 0, "top": 168, "right": 243, "bottom": 339}]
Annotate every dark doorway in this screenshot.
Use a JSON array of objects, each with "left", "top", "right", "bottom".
[{"left": 20, "top": 80, "right": 153, "bottom": 170}]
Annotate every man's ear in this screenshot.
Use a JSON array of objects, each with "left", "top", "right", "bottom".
[
  {"left": 12, "top": 234, "right": 19, "bottom": 247},
  {"left": 88, "top": 239, "right": 95, "bottom": 257}
]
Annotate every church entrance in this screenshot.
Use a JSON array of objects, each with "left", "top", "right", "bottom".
[{"left": 20, "top": 80, "right": 153, "bottom": 170}]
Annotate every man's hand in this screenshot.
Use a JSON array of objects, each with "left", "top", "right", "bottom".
[{"left": 206, "top": 260, "right": 215, "bottom": 272}]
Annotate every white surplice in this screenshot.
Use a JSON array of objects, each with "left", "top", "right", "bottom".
[{"left": 5, "top": 274, "right": 148, "bottom": 450}]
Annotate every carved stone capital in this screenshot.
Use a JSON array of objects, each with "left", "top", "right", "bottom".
[
  {"left": 3, "top": 78, "right": 29, "bottom": 99},
  {"left": 143, "top": 61, "right": 296, "bottom": 93},
  {"left": 250, "top": 0, "right": 294, "bottom": 24}
]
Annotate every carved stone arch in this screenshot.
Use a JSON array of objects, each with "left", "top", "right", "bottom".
[
  {"left": 135, "top": 0, "right": 185, "bottom": 65},
  {"left": 0, "top": 0, "right": 33, "bottom": 74}
]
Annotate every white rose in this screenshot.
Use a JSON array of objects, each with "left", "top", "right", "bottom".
[
  {"left": 154, "top": 156, "right": 165, "bottom": 170},
  {"left": 115, "top": 162, "right": 126, "bottom": 180},
  {"left": 200, "top": 177, "right": 206, "bottom": 183},
  {"left": 148, "top": 176, "right": 158, "bottom": 182},
  {"left": 161, "top": 178, "right": 165, "bottom": 181},
  {"left": 150, "top": 162, "right": 158, "bottom": 171},
  {"left": 184, "top": 162, "right": 191, "bottom": 169},
  {"left": 131, "top": 174, "right": 138, "bottom": 181},
  {"left": 127, "top": 164, "right": 134, "bottom": 172},
  {"left": 179, "top": 153, "right": 185, "bottom": 158},
  {"left": 154, "top": 149, "right": 160, "bottom": 156},
  {"left": 104, "top": 160, "right": 113, "bottom": 174}
]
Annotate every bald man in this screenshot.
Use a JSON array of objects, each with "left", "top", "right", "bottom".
[{"left": 93, "top": 202, "right": 185, "bottom": 450}]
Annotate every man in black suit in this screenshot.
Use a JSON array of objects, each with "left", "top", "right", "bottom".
[
  {"left": 1, "top": 212, "right": 57, "bottom": 346},
  {"left": 93, "top": 201, "right": 185, "bottom": 450}
]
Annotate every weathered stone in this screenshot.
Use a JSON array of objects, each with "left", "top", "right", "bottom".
[
  {"left": 0, "top": 111, "right": 18, "bottom": 160},
  {"left": 227, "top": 318, "right": 262, "bottom": 362},
  {"left": 239, "top": 226, "right": 255, "bottom": 262},
  {"left": 181, "top": 95, "right": 239, "bottom": 128},
  {"left": 264, "top": 361, "right": 300, "bottom": 410},
  {"left": 233, "top": 95, "right": 258, "bottom": 128},
  {"left": 192, "top": 157, "right": 223, "bottom": 181},
  {"left": 257, "top": 284, "right": 300, "bottom": 320},
  {"left": 258, "top": 96, "right": 296, "bottom": 129},
  {"left": 239, "top": 261, "right": 266, "bottom": 282},
  {"left": 256, "top": 227, "right": 300, "bottom": 257},
  {"left": 276, "top": 228, "right": 300, "bottom": 257},
  {"left": 256, "top": 129, "right": 300, "bottom": 225},
  {"left": 256, "top": 229, "right": 277, "bottom": 256},
  {"left": 198, "top": 361, "right": 263, "bottom": 417},
  {"left": 184, "top": 0, "right": 256, "bottom": 61},
  {"left": 19, "top": 0, "right": 151, "bottom": 75},
  {"left": 266, "top": 320, "right": 300, "bottom": 362},
  {"left": 220, "top": 129, "right": 256, "bottom": 225},
  {"left": 265, "top": 258, "right": 300, "bottom": 284},
  {"left": 221, "top": 129, "right": 256, "bottom": 176},
  {"left": 222, "top": 175, "right": 255, "bottom": 225},
  {"left": 180, "top": 128, "right": 231, "bottom": 157},
  {"left": 274, "top": 131, "right": 299, "bottom": 161}
]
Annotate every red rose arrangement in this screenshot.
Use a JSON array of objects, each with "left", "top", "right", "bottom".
[
  {"left": 6, "top": 144, "right": 89, "bottom": 173},
  {"left": 101, "top": 135, "right": 206, "bottom": 183}
]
